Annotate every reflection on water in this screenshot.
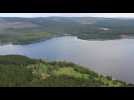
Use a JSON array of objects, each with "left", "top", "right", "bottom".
[{"left": 0, "top": 36, "right": 134, "bottom": 83}]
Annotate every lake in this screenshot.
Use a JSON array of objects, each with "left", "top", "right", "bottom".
[{"left": 0, "top": 36, "right": 134, "bottom": 83}]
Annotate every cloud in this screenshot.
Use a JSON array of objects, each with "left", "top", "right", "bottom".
[{"left": 0, "top": 13, "right": 134, "bottom": 18}]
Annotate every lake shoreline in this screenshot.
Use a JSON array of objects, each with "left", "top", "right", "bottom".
[
  {"left": 1, "top": 33, "right": 134, "bottom": 45},
  {"left": 0, "top": 36, "right": 134, "bottom": 84}
]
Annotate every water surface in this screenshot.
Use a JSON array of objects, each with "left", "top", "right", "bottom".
[{"left": 0, "top": 36, "right": 134, "bottom": 83}]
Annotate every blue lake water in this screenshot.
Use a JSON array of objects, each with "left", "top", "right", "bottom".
[{"left": 0, "top": 36, "right": 134, "bottom": 83}]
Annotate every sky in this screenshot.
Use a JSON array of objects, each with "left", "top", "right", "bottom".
[{"left": 0, "top": 13, "right": 134, "bottom": 18}]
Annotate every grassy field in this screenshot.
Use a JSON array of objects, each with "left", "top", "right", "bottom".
[{"left": 0, "top": 55, "right": 130, "bottom": 87}]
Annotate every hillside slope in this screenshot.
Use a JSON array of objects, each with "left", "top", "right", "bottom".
[{"left": 0, "top": 55, "right": 130, "bottom": 87}]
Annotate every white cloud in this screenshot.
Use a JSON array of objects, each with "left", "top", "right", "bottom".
[{"left": 0, "top": 13, "right": 134, "bottom": 18}]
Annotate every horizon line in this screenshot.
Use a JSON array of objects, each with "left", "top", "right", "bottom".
[{"left": 0, "top": 16, "right": 134, "bottom": 18}]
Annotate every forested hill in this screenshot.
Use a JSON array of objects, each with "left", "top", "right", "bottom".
[
  {"left": 0, "top": 17, "right": 134, "bottom": 44},
  {"left": 0, "top": 55, "right": 131, "bottom": 87}
]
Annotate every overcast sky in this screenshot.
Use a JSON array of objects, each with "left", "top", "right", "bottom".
[{"left": 0, "top": 13, "right": 134, "bottom": 18}]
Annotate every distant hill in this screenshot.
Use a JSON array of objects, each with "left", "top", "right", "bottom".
[{"left": 0, "top": 17, "right": 134, "bottom": 44}]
